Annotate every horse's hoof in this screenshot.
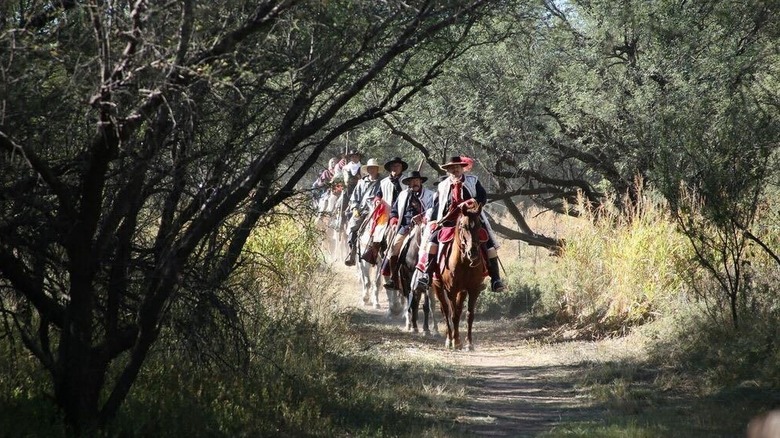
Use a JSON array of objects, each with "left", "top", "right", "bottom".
[
  {"left": 467, "top": 344, "right": 475, "bottom": 352},
  {"left": 374, "top": 303, "right": 381, "bottom": 309}
]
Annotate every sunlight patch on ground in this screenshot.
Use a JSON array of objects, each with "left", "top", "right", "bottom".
[{"left": 456, "top": 414, "right": 497, "bottom": 425}]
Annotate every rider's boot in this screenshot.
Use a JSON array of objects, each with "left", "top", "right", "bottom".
[
  {"left": 344, "top": 235, "right": 357, "bottom": 266},
  {"left": 487, "top": 256, "right": 505, "bottom": 292},
  {"left": 384, "top": 255, "right": 399, "bottom": 289},
  {"left": 344, "top": 245, "right": 356, "bottom": 266},
  {"left": 414, "top": 244, "right": 438, "bottom": 291}
]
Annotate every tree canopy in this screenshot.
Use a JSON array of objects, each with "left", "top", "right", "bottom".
[{"left": 372, "top": 0, "right": 779, "bottom": 252}]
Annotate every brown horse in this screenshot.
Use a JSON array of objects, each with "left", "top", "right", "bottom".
[{"left": 432, "top": 200, "right": 485, "bottom": 350}]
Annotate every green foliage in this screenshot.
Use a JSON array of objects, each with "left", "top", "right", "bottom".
[
  {"left": 540, "top": 422, "right": 664, "bottom": 438},
  {"left": 649, "top": 303, "right": 780, "bottom": 388},
  {"left": 0, "top": 341, "right": 66, "bottom": 437},
  {"left": 243, "top": 213, "right": 323, "bottom": 291}
]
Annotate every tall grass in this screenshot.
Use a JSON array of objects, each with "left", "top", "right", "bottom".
[{"left": 521, "top": 186, "right": 692, "bottom": 335}]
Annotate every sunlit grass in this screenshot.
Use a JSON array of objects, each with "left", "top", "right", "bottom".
[{"left": 540, "top": 421, "right": 666, "bottom": 438}]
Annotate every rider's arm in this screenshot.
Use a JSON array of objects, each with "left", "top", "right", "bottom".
[
  {"left": 474, "top": 180, "right": 488, "bottom": 206},
  {"left": 390, "top": 196, "right": 400, "bottom": 220},
  {"left": 427, "top": 197, "right": 439, "bottom": 221},
  {"left": 349, "top": 180, "right": 363, "bottom": 211}
]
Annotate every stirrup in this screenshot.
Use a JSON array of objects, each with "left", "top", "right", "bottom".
[{"left": 414, "top": 274, "right": 429, "bottom": 292}]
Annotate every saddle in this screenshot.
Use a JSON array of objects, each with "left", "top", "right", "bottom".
[
  {"left": 437, "top": 226, "right": 488, "bottom": 244},
  {"left": 360, "top": 242, "right": 380, "bottom": 265}
]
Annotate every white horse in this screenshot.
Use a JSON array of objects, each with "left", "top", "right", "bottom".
[
  {"left": 356, "top": 204, "right": 402, "bottom": 315},
  {"left": 355, "top": 213, "right": 382, "bottom": 308},
  {"left": 314, "top": 189, "right": 346, "bottom": 262}
]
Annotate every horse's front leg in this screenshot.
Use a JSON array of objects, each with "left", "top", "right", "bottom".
[
  {"left": 384, "top": 285, "right": 398, "bottom": 317},
  {"left": 465, "top": 290, "right": 480, "bottom": 351},
  {"left": 406, "top": 270, "right": 419, "bottom": 332},
  {"left": 452, "top": 290, "right": 467, "bottom": 350},
  {"left": 434, "top": 285, "right": 454, "bottom": 348},
  {"left": 404, "top": 287, "right": 413, "bottom": 331},
  {"left": 421, "top": 291, "right": 436, "bottom": 336},
  {"left": 405, "top": 289, "right": 419, "bottom": 332},
  {"left": 357, "top": 264, "right": 371, "bottom": 306},
  {"left": 371, "top": 266, "right": 382, "bottom": 309}
]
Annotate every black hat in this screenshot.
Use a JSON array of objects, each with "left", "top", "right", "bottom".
[
  {"left": 440, "top": 156, "right": 468, "bottom": 170},
  {"left": 401, "top": 170, "right": 428, "bottom": 184},
  {"left": 384, "top": 157, "right": 409, "bottom": 172},
  {"left": 346, "top": 149, "right": 362, "bottom": 157}
]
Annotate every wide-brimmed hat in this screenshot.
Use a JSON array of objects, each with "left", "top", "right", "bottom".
[
  {"left": 440, "top": 156, "right": 470, "bottom": 170},
  {"left": 360, "top": 158, "right": 381, "bottom": 174},
  {"left": 384, "top": 157, "right": 409, "bottom": 172},
  {"left": 346, "top": 149, "right": 362, "bottom": 157},
  {"left": 401, "top": 170, "right": 428, "bottom": 184}
]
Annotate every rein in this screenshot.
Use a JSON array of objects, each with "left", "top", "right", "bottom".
[
  {"left": 434, "top": 199, "right": 480, "bottom": 232},
  {"left": 457, "top": 214, "right": 482, "bottom": 268}
]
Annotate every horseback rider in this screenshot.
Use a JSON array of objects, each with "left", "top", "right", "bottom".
[
  {"left": 379, "top": 157, "right": 409, "bottom": 211},
  {"left": 311, "top": 157, "right": 336, "bottom": 204},
  {"left": 328, "top": 149, "right": 363, "bottom": 241},
  {"left": 383, "top": 170, "right": 437, "bottom": 290},
  {"left": 374, "top": 157, "right": 408, "bottom": 284},
  {"left": 344, "top": 158, "right": 382, "bottom": 266},
  {"left": 341, "top": 150, "right": 363, "bottom": 183},
  {"left": 421, "top": 156, "right": 506, "bottom": 292},
  {"left": 332, "top": 149, "right": 363, "bottom": 202}
]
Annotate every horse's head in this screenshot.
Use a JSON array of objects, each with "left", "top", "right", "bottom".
[{"left": 456, "top": 209, "right": 482, "bottom": 268}]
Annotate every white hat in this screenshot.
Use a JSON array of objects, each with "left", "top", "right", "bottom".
[{"left": 360, "top": 158, "right": 381, "bottom": 174}]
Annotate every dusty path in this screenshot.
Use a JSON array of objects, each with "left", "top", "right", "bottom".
[{"left": 331, "top": 262, "right": 646, "bottom": 437}]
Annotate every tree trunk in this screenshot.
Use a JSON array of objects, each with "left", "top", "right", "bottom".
[{"left": 54, "top": 342, "right": 107, "bottom": 432}]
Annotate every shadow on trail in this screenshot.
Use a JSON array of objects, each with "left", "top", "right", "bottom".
[
  {"left": 345, "top": 307, "right": 608, "bottom": 436},
  {"left": 454, "top": 364, "right": 602, "bottom": 437}
]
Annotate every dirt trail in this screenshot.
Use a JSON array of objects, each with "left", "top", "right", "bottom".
[{"left": 331, "top": 263, "right": 645, "bottom": 437}]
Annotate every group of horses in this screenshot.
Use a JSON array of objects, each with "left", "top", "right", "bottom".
[{"left": 315, "top": 191, "right": 488, "bottom": 351}]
